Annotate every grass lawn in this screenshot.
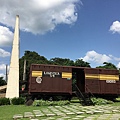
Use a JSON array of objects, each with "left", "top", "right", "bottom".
[
  {"left": 0, "top": 105, "right": 47, "bottom": 120},
  {"left": 0, "top": 101, "right": 120, "bottom": 120},
  {"left": 0, "top": 104, "right": 90, "bottom": 120}
]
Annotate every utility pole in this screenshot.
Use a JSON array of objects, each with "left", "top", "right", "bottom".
[
  {"left": 23, "top": 59, "right": 26, "bottom": 81},
  {"left": 6, "top": 64, "right": 8, "bottom": 83}
]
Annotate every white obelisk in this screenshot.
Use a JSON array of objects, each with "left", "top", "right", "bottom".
[{"left": 6, "top": 15, "right": 19, "bottom": 98}]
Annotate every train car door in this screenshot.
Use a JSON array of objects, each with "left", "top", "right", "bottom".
[{"left": 72, "top": 68, "right": 85, "bottom": 92}]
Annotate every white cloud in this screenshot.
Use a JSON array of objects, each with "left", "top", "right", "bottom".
[
  {"left": 80, "top": 50, "right": 120, "bottom": 68},
  {"left": 117, "top": 62, "right": 120, "bottom": 68},
  {"left": 0, "top": 64, "right": 6, "bottom": 70},
  {"left": 0, "top": 64, "right": 9, "bottom": 80},
  {"left": 0, "top": 0, "right": 80, "bottom": 34},
  {"left": 0, "top": 48, "right": 10, "bottom": 57},
  {"left": 0, "top": 26, "right": 13, "bottom": 46},
  {"left": 0, "top": 73, "right": 5, "bottom": 79},
  {"left": 109, "top": 21, "right": 120, "bottom": 34},
  {"left": 81, "top": 50, "right": 111, "bottom": 64},
  {"left": 109, "top": 54, "right": 120, "bottom": 61}
]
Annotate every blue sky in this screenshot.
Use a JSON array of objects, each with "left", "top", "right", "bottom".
[{"left": 0, "top": 0, "right": 120, "bottom": 78}]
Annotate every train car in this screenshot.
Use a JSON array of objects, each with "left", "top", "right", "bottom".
[
  {"left": 28, "top": 64, "right": 73, "bottom": 100},
  {"left": 75, "top": 67, "right": 120, "bottom": 100},
  {"left": 28, "top": 64, "right": 120, "bottom": 102}
]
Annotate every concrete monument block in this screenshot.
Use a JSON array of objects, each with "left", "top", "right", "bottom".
[{"left": 6, "top": 15, "right": 20, "bottom": 98}]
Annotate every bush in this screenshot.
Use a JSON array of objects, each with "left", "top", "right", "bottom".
[
  {"left": 91, "top": 97, "right": 114, "bottom": 105},
  {"left": 0, "top": 97, "right": 10, "bottom": 106},
  {"left": 11, "top": 97, "right": 25, "bottom": 105},
  {"left": 33, "top": 100, "right": 70, "bottom": 106}
]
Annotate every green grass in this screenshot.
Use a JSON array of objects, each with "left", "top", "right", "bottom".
[
  {"left": 0, "top": 105, "right": 47, "bottom": 120},
  {"left": 1, "top": 101, "right": 120, "bottom": 120},
  {"left": 111, "top": 101, "right": 120, "bottom": 106},
  {"left": 0, "top": 104, "right": 87, "bottom": 120}
]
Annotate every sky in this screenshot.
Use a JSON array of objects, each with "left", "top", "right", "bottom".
[{"left": 0, "top": 0, "right": 120, "bottom": 78}]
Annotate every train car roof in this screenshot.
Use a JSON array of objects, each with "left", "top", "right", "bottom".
[{"left": 30, "top": 64, "right": 119, "bottom": 71}]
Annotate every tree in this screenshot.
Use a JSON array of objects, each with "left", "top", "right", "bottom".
[
  {"left": 96, "top": 62, "right": 117, "bottom": 70},
  {"left": 19, "top": 51, "right": 91, "bottom": 81},
  {"left": 49, "top": 57, "right": 74, "bottom": 66},
  {"left": 74, "top": 59, "right": 91, "bottom": 67},
  {"left": 19, "top": 51, "right": 49, "bottom": 81},
  {"left": 0, "top": 77, "right": 6, "bottom": 86}
]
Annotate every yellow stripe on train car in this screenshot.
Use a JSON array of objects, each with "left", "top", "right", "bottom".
[
  {"left": 100, "top": 74, "right": 119, "bottom": 80},
  {"left": 85, "top": 74, "right": 99, "bottom": 79},
  {"left": 32, "top": 71, "right": 42, "bottom": 77},
  {"left": 62, "top": 72, "right": 72, "bottom": 79},
  {"left": 85, "top": 74, "right": 119, "bottom": 81}
]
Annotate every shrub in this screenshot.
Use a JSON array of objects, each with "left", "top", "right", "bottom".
[
  {"left": 11, "top": 97, "right": 25, "bottom": 105},
  {"left": 0, "top": 97, "right": 10, "bottom": 106},
  {"left": 91, "top": 97, "right": 114, "bottom": 105},
  {"left": 33, "top": 100, "right": 70, "bottom": 106}
]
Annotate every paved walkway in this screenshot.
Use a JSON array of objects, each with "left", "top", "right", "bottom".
[{"left": 13, "top": 104, "right": 120, "bottom": 120}]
